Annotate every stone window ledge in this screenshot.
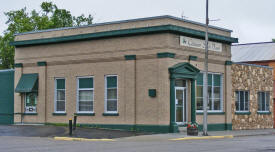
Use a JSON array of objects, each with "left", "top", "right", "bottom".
[
  {"left": 257, "top": 111, "right": 271, "bottom": 115},
  {"left": 235, "top": 112, "right": 251, "bottom": 115},
  {"left": 196, "top": 112, "right": 225, "bottom": 115}
]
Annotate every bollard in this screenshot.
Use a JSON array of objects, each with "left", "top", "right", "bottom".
[
  {"left": 69, "top": 119, "right": 72, "bottom": 136},
  {"left": 73, "top": 115, "right": 77, "bottom": 130}
]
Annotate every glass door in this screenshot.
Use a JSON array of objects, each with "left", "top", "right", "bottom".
[{"left": 175, "top": 87, "right": 186, "bottom": 125}]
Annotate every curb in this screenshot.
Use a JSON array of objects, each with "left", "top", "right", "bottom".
[
  {"left": 54, "top": 137, "right": 116, "bottom": 141},
  {"left": 169, "top": 135, "right": 234, "bottom": 141}
]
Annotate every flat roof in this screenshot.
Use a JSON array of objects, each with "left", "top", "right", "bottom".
[{"left": 15, "top": 15, "right": 232, "bottom": 36}]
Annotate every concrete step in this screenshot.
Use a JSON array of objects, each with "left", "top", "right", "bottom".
[{"left": 179, "top": 127, "right": 187, "bottom": 132}]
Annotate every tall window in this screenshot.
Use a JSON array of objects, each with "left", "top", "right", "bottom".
[
  {"left": 235, "top": 91, "right": 249, "bottom": 112},
  {"left": 54, "top": 78, "right": 66, "bottom": 113},
  {"left": 77, "top": 77, "right": 94, "bottom": 113},
  {"left": 105, "top": 75, "right": 118, "bottom": 113},
  {"left": 196, "top": 73, "right": 223, "bottom": 111},
  {"left": 258, "top": 92, "right": 270, "bottom": 112}
]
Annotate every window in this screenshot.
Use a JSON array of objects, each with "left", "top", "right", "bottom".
[
  {"left": 25, "top": 92, "right": 37, "bottom": 113},
  {"left": 105, "top": 75, "right": 118, "bottom": 113},
  {"left": 235, "top": 91, "right": 249, "bottom": 112},
  {"left": 77, "top": 77, "right": 94, "bottom": 113},
  {"left": 54, "top": 78, "right": 66, "bottom": 113},
  {"left": 258, "top": 92, "right": 270, "bottom": 112},
  {"left": 196, "top": 73, "right": 223, "bottom": 111}
]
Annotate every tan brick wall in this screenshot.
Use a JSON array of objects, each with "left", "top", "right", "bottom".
[{"left": 232, "top": 63, "right": 274, "bottom": 130}]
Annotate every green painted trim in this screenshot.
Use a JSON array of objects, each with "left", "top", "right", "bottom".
[
  {"left": 37, "top": 61, "right": 47, "bottom": 66},
  {"left": 157, "top": 52, "right": 175, "bottom": 58},
  {"left": 23, "top": 113, "right": 38, "bottom": 115},
  {"left": 235, "top": 112, "right": 251, "bottom": 115},
  {"left": 14, "top": 63, "right": 23, "bottom": 68},
  {"left": 257, "top": 111, "right": 271, "bottom": 115},
  {"left": 191, "top": 80, "right": 196, "bottom": 123},
  {"left": 189, "top": 55, "right": 198, "bottom": 61},
  {"left": 225, "top": 61, "right": 232, "bottom": 65},
  {"left": 148, "top": 89, "right": 157, "bottom": 97},
  {"left": 198, "top": 123, "right": 232, "bottom": 131},
  {"left": 11, "top": 25, "right": 238, "bottom": 47},
  {"left": 124, "top": 55, "right": 136, "bottom": 60},
  {"left": 52, "top": 113, "right": 67, "bottom": 116},
  {"left": 45, "top": 123, "right": 170, "bottom": 133},
  {"left": 102, "top": 113, "right": 119, "bottom": 116},
  {"left": 74, "top": 113, "right": 95, "bottom": 116},
  {"left": 196, "top": 112, "right": 225, "bottom": 115}
]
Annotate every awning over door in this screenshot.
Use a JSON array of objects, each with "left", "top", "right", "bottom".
[{"left": 15, "top": 73, "right": 38, "bottom": 93}]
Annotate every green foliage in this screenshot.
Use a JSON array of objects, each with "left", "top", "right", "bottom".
[
  {"left": 0, "top": 2, "right": 93, "bottom": 69},
  {"left": 272, "top": 39, "right": 275, "bottom": 42}
]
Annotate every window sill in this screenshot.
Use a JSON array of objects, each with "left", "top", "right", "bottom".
[
  {"left": 196, "top": 112, "right": 225, "bottom": 115},
  {"left": 23, "top": 113, "right": 38, "bottom": 115},
  {"left": 235, "top": 112, "right": 251, "bottom": 115},
  {"left": 52, "top": 113, "right": 67, "bottom": 116},
  {"left": 102, "top": 113, "right": 119, "bottom": 116},
  {"left": 74, "top": 113, "right": 95, "bottom": 116},
  {"left": 257, "top": 111, "right": 271, "bottom": 115}
]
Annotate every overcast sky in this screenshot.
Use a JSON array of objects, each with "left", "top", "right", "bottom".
[{"left": 1, "top": 0, "right": 274, "bottom": 43}]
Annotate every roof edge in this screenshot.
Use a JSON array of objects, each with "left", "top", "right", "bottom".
[
  {"left": 14, "top": 15, "right": 232, "bottom": 36},
  {"left": 233, "top": 62, "right": 273, "bottom": 69},
  {"left": 232, "top": 41, "right": 275, "bottom": 46}
]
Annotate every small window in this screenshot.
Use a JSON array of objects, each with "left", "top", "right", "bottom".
[
  {"left": 258, "top": 92, "right": 270, "bottom": 112},
  {"left": 77, "top": 77, "right": 94, "bottom": 113},
  {"left": 235, "top": 91, "right": 249, "bottom": 112},
  {"left": 54, "top": 78, "right": 66, "bottom": 113},
  {"left": 25, "top": 92, "right": 37, "bottom": 113},
  {"left": 105, "top": 75, "right": 118, "bottom": 113}
]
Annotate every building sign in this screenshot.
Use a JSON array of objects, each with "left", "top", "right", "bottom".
[{"left": 180, "top": 36, "right": 222, "bottom": 52}]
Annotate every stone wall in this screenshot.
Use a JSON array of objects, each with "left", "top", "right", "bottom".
[{"left": 232, "top": 63, "right": 273, "bottom": 130}]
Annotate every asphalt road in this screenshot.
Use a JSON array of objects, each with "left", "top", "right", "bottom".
[{"left": 1, "top": 135, "right": 275, "bottom": 152}]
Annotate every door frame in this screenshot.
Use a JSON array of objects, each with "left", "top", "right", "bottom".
[{"left": 175, "top": 86, "right": 188, "bottom": 125}]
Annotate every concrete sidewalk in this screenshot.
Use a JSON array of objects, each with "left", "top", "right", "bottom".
[{"left": 117, "top": 129, "right": 275, "bottom": 142}]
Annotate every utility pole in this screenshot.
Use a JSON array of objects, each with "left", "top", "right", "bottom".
[{"left": 203, "top": 0, "right": 209, "bottom": 136}]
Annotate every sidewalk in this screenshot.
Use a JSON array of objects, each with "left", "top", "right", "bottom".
[{"left": 117, "top": 128, "right": 275, "bottom": 142}]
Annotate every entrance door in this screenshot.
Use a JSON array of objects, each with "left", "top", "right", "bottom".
[{"left": 175, "top": 87, "right": 187, "bottom": 125}]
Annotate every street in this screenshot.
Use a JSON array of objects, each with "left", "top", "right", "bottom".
[{"left": 1, "top": 135, "right": 275, "bottom": 152}]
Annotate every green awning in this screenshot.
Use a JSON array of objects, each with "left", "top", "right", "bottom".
[{"left": 15, "top": 73, "right": 38, "bottom": 93}]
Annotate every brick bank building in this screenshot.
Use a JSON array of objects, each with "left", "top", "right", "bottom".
[{"left": 10, "top": 16, "right": 273, "bottom": 132}]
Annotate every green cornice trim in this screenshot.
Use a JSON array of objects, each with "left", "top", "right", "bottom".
[
  {"left": 52, "top": 113, "right": 67, "bottom": 116},
  {"left": 189, "top": 55, "right": 198, "bottom": 61},
  {"left": 157, "top": 52, "right": 175, "bottom": 58},
  {"left": 45, "top": 123, "right": 170, "bottom": 133},
  {"left": 196, "top": 111, "right": 225, "bottom": 115},
  {"left": 102, "top": 113, "right": 119, "bottom": 116},
  {"left": 10, "top": 25, "right": 238, "bottom": 47},
  {"left": 14, "top": 63, "right": 23, "bottom": 68},
  {"left": 74, "top": 113, "right": 95, "bottom": 116},
  {"left": 124, "top": 55, "right": 136, "bottom": 60},
  {"left": 198, "top": 123, "right": 232, "bottom": 131},
  {"left": 23, "top": 113, "right": 38, "bottom": 115},
  {"left": 235, "top": 112, "right": 251, "bottom": 115},
  {"left": 225, "top": 61, "right": 232, "bottom": 65},
  {"left": 257, "top": 111, "right": 271, "bottom": 115},
  {"left": 37, "top": 61, "right": 47, "bottom": 66}
]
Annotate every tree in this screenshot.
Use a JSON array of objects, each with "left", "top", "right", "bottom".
[
  {"left": 272, "top": 39, "right": 275, "bottom": 42},
  {"left": 0, "top": 2, "right": 93, "bottom": 69}
]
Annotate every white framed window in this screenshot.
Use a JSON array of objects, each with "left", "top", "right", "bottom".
[
  {"left": 54, "top": 78, "right": 66, "bottom": 113},
  {"left": 25, "top": 92, "right": 37, "bottom": 113},
  {"left": 258, "top": 92, "right": 270, "bottom": 112},
  {"left": 235, "top": 91, "right": 249, "bottom": 112},
  {"left": 196, "top": 72, "right": 223, "bottom": 112},
  {"left": 77, "top": 76, "right": 94, "bottom": 113},
  {"left": 105, "top": 75, "right": 118, "bottom": 113}
]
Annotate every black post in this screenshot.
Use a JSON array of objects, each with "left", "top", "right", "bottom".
[
  {"left": 69, "top": 119, "right": 72, "bottom": 136},
  {"left": 73, "top": 115, "right": 77, "bottom": 130}
]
